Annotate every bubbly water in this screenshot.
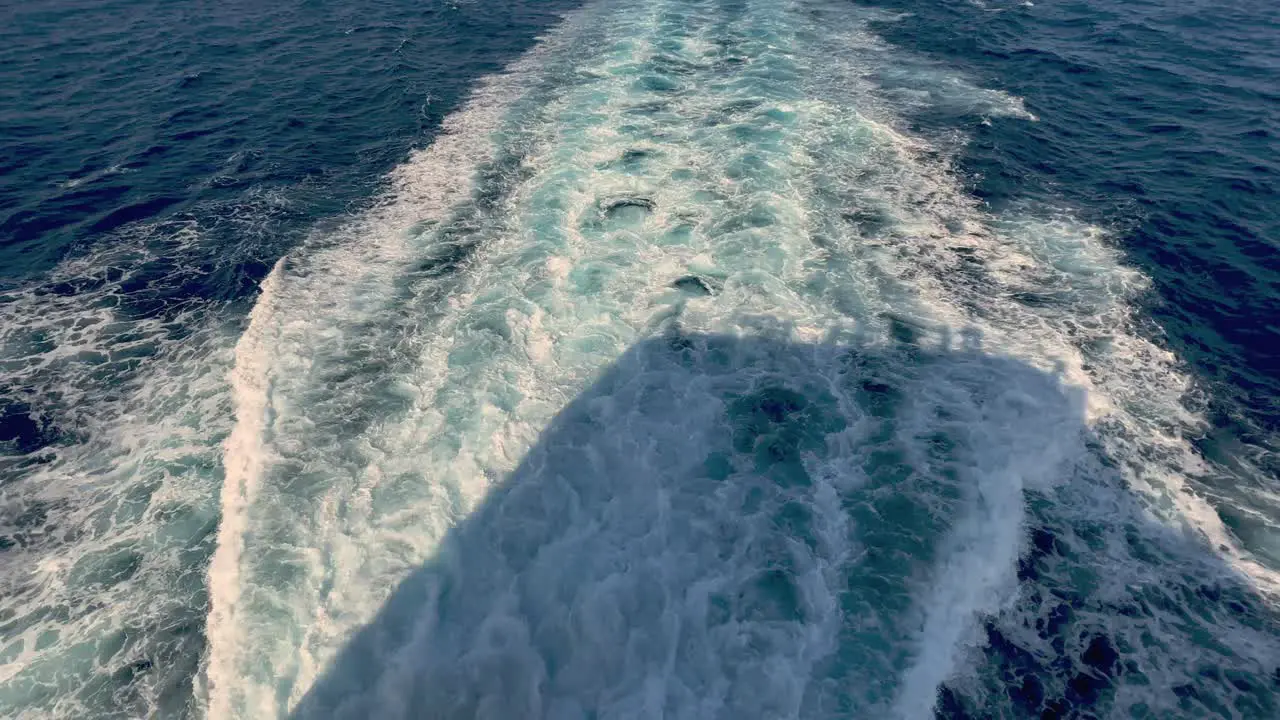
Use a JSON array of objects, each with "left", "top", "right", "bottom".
[{"left": 1, "top": 0, "right": 1276, "bottom": 717}]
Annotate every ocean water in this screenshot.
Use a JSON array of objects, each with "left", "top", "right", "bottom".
[{"left": 0, "top": 0, "right": 1276, "bottom": 718}]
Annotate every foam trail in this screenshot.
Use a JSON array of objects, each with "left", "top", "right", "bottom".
[
  {"left": 197, "top": 11, "right": 589, "bottom": 713},
  {"left": 200, "top": 0, "right": 1279, "bottom": 717},
  {"left": 203, "top": 0, "right": 1063, "bottom": 713},
  {"left": 892, "top": 389, "right": 1081, "bottom": 718},
  {"left": 0, "top": 1, "right": 1269, "bottom": 717},
  {"left": 200, "top": 259, "right": 282, "bottom": 718}
]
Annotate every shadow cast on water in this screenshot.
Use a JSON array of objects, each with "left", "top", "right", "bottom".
[{"left": 289, "top": 328, "right": 1278, "bottom": 719}]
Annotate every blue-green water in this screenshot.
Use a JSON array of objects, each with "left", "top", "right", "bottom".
[{"left": 1, "top": 0, "right": 1276, "bottom": 718}]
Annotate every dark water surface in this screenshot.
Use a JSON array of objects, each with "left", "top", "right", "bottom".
[{"left": 1, "top": 0, "right": 581, "bottom": 285}]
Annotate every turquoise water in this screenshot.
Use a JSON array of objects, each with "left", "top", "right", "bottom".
[{"left": 1, "top": 0, "right": 1277, "bottom": 717}]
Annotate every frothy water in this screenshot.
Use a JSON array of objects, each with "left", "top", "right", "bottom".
[
  {"left": 1, "top": 0, "right": 1276, "bottom": 717},
  {"left": 203, "top": 0, "right": 1278, "bottom": 716},
  {"left": 0, "top": 224, "right": 239, "bottom": 715}
]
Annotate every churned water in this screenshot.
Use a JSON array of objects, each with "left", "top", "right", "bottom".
[{"left": 1, "top": 0, "right": 1276, "bottom": 718}]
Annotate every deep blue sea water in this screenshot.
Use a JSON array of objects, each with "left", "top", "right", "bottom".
[{"left": 1, "top": 0, "right": 1277, "bottom": 718}]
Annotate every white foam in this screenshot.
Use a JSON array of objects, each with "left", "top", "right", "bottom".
[
  {"left": 200, "top": 259, "right": 283, "bottom": 719},
  {"left": 893, "top": 372, "right": 1086, "bottom": 717},
  {"left": 11, "top": 0, "right": 1265, "bottom": 717},
  {"left": 0, "top": 220, "right": 240, "bottom": 716},
  {"left": 197, "top": 9, "right": 595, "bottom": 714},
  {"left": 192, "top": 0, "right": 1277, "bottom": 717}
]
